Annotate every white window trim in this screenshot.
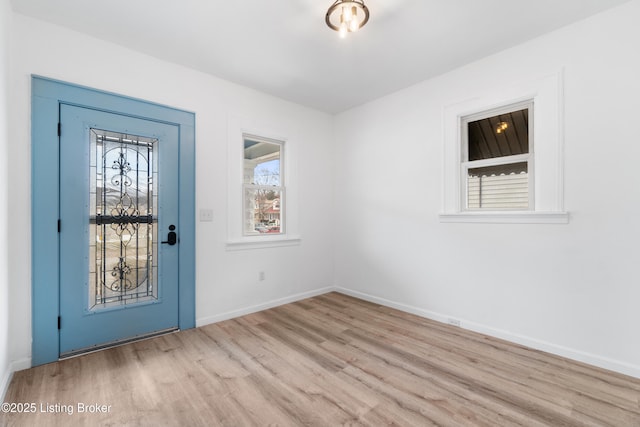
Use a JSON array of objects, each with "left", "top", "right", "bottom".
[
  {"left": 226, "top": 118, "right": 301, "bottom": 250},
  {"left": 440, "top": 71, "right": 569, "bottom": 224},
  {"left": 439, "top": 211, "right": 569, "bottom": 224}
]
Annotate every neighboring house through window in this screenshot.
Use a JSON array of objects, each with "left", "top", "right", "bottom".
[{"left": 243, "top": 134, "right": 284, "bottom": 235}]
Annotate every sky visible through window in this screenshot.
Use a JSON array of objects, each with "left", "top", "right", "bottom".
[{"left": 254, "top": 159, "right": 280, "bottom": 186}]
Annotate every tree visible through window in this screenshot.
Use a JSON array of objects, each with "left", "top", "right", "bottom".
[
  {"left": 243, "top": 135, "right": 284, "bottom": 235},
  {"left": 462, "top": 102, "right": 532, "bottom": 210}
]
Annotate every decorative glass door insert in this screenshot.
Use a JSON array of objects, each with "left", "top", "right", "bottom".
[{"left": 89, "top": 129, "right": 158, "bottom": 310}]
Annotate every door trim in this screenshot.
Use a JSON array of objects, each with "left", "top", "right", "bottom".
[{"left": 31, "top": 76, "right": 196, "bottom": 366}]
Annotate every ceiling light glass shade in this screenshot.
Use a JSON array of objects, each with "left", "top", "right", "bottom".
[{"left": 326, "top": 0, "right": 369, "bottom": 36}]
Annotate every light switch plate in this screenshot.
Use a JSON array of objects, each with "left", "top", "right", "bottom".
[{"left": 199, "top": 208, "right": 213, "bottom": 222}]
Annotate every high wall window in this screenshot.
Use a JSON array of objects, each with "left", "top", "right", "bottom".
[
  {"left": 243, "top": 135, "right": 284, "bottom": 235},
  {"left": 462, "top": 102, "right": 532, "bottom": 210},
  {"left": 440, "top": 71, "right": 568, "bottom": 223}
]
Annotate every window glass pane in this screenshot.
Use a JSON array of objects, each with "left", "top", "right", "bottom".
[
  {"left": 468, "top": 108, "right": 528, "bottom": 161},
  {"left": 89, "top": 129, "right": 158, "bottom": 311},
  {"left": 467, "top": 162, "right": 528, "bottom": 209},
  {"left": 243, "top": 188, "right": 283, "bottom": 234},
  {"left": 244, "top": 139, "right": 281, "bottom": 185},
  {"left": 242, "top": 136, "right": 285, "bottom": 236}
]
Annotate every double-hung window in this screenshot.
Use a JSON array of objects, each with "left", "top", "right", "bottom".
[
  {"left": 461, "top": 101, "right": 533, "bottom": 210},
  {"left": 441, "top": 72, "right": 567, "bottom": 223},
  {"left": 243, "top": 134, "right": 285, "bottom": 235}
]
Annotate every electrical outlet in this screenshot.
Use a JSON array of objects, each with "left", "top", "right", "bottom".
[
  {"left": 259, "top": 271, "right": 265, "bottom": 281},
  {"left": 447, "top": 318, "right": 461, "bottom": 327}
]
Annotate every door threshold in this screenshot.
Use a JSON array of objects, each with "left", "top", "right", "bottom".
[{"left": 59, "top": 327, "right": 179, "bottom": 360}]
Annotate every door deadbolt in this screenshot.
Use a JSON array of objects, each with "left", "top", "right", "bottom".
[{"left": 162, "top": 225, "right": 177, "bottom": 245}]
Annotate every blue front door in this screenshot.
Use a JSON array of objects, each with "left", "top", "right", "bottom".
[{"left": 59, "top": 105, "right": 180, "bottom": 356}]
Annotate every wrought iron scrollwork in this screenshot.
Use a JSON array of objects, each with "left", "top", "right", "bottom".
[{"left": 90, "top": 129, "right": 157, "bottom": 308}]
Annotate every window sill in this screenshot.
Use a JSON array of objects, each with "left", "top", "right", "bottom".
[
  {"left": 439, "top": 211, "right": 569, "bottom": 224},
  {"left": 225, "top": 235, "right": 302, "bottom": 251}
]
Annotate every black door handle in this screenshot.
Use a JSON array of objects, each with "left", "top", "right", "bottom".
[{"left": 161, "top": 225, "right": 177, "bottom": 245}]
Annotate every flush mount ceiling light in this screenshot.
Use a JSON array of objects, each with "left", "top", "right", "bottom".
[{"left": 326, "top": 0, "right": 370, "bottom": 38}]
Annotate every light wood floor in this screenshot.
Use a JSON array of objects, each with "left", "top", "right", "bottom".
[{"left": 2, "top": 292, "right": 639, "bottom": 426}]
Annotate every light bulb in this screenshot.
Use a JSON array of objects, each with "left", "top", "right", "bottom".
[
  {"left": 349, "top": 18, "right": 359, "bottom": 32},
  {"left": 342, "top": 5, "right": 352, "bottom": 22},
  {"left": 339, "top": 22, "right": 348, "bottom": 38}
]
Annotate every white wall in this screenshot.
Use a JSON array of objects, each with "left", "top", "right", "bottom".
[
  {"left": 0, "top": 0, "right": 12, "bottom": 399},
  {"left": 8, "top": 14, "right": 335, "bottom": 368},
  {"left": 334, "top": 0, "right": 640, "bottom": 378}
]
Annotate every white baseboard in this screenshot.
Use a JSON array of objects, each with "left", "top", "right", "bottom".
[
  {"left": 1, "top": 365, "right": 12, "bottom": 403},
  {"left": 335, "top": 287, "right": 640, "bottom": 380},
  {"left": 1, "top": 357, "right": 30, "bottom": 402},
  {"left": 196, "top": 286, "right": 336, "bottom": 327}
]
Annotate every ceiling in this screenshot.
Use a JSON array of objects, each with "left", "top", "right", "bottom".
[{"left": 10, "top": 0, "right": 631, "bottom": 113}]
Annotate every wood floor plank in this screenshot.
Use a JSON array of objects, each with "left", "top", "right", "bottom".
[{"left": 2, "top": 292, "right": 639, "bottom": 426}]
